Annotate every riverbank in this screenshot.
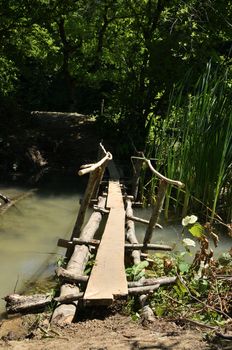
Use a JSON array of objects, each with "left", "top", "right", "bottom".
[
  {"left": 1, "top": 111, "right": 231, "bottom": 349},
  {"left": 0, "top": 310, "right": 226, "bottom": 350}
]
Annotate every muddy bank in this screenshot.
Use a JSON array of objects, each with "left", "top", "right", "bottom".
[{"left": 0, "top": 311, "right": 223, "bottom": 350}]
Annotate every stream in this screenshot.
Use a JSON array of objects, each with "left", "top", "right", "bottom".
[{"left": 0, "top": 175, "right": 231, "bottom": 318}]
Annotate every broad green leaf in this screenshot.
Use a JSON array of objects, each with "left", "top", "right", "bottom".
[
  {"left": 178, "top": 261, "right": 190, "bottom": 273},
  {"left": 189, "top": 223, "right": 205, "bottom": 238},
  {"left": 133, "top": 261, "right": 149, "bottom": 276}
]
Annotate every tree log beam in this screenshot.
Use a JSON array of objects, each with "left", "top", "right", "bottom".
[
  {"left": 4, "top": 293, "right": 52, "bottom": 314},
  {"left": 51, "top": 196, "right": 106, "bottom": 325},
  {"left": 56, "top": 267, "right": 89, "bottom": 284},
  {"left": 57, "top": 238, "right": 100, "bottom": 249},
  {"left": 93, "top": 205, "right": 110, "bottom": 214},
  {"left": 125, "top": 243, "right": 172, "bottom": 251},
  {"left": 128, "top": 276, "right": 176, "bottom": 288},
  {"left": 126, "top": 215, "right": 163, "bottom": 229},
  {"left": 54, "top": 292, "right": 84, "bottom": 303}
]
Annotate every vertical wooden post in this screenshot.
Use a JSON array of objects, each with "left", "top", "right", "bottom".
[
  {"left": 126, "top": 198, "right": 155, "bottom": 322},
  {"left": 91, "top": 144, "right": 108, "bottom": 199},
  {"left": 126, "top": 198, "right": 140, "bottom": 265},
  {"left": 71, "top": 168, "right": 101, "bottom": 240},
  {"left": 143, "top": 179, "right": 168, "bottom": 246},
  {"left": 131, "top": 152, "right": 144, "bottom": 202}
]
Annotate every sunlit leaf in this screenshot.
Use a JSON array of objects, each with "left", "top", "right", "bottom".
[{"left": 189, "top": 223, "right": 205, "bottom": 238}]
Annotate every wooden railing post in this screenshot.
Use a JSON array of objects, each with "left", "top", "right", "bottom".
[
  {"left": 131, "top": 151, "right": 144, "bottom": 201},
  {"left": 71, "top": 145, "right": 112, "bottom": 240},
  {"left": 91, "top": 143, "right": 109, "bottom": 199},
  {"left": 131, "top": 155, "right": 184, "bottom": 246},
  {"left": 143, "top": 179, "right": 168, "bottom": 246},
  {"left": 71, "top": 168, "right": 101, "bottom": 240}
]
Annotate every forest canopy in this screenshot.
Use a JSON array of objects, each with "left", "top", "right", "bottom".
[
  {"left": 1, "top": 0, "right": 231, "bottom": 114},
  {"left": 0, "top": 0, "right": 231, "bottom": 221}
]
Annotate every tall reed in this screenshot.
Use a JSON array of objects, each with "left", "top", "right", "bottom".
[{"left": 145, "top": 62, "right": 232, "bottom": 222}]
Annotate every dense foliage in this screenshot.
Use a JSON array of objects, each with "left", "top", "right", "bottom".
[
  {"left": 1, "top": 1, "right": 231, "bottom": 114},
  {"left": 0, "top": 0, "right": 231, "bottom": 219},
  {"left": 126, "top": 217, "right": 232, "bottom": 326}
]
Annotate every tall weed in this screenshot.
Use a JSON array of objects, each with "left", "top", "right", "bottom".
[{"left": 145, "top": 62, "right": 232, "bottom": 222}]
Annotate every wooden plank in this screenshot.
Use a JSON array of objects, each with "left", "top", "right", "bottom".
[
  {"left": 84, "top": 159, "right": 127, "bottom": 304},
  {"left": 106, "top": 180, "right": 124, "bottom": 209},
  {"left": 107, "top": 160, "right": 120, "bottom": 180},
  {"left": 84, "top": 207, "right": 128, "bottom": 303}
]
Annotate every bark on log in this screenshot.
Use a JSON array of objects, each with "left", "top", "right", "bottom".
[
  {"left": 126, "top": 199, "right": 140, "bottom": 265},
  {"left": 125, "top": 199, "right": 155, "bottom": 321},
  {"left": 78, "top": 152, "right": 112, "bottom": 176},
  {"left": 131, "top": 151, "right": 144, "bottom": 201},
  {"left": 128, "top": 276, "right": 176, "bottom": 288},
  {"left": 93, "top": 205, "right": 110, "bottom": 214},
  {"left": 125, "top": 243, "right": 172, "bottom": 251},
  {"left": 56, "top": 267, "right": 89, "bottom": 284},
  {"left": 51, "top": 196, "right": 106, "bottom": 325},
  {"left": 53, "top": 285, "right": 161, "bottom": 303},
  {"left": 54, "top": 292, "right": 84, "bottom": 303},
  {"left": 126, "top": 215, "right": 163, "bottom": 229},
  {"left": 55, "top": 271, "right": 176, "bottom": 289},
  {"left": 58, "top": 238, "right": 100, "bottom": 249},
  {"left": 71, "top": 169, "right": 102, "bottom": 240},
  {"left": 4, "top": 293, "right": 52, "bottom": 314},
  {"left": 128, "top": 284, "right": 160, "bottom": 295},
  {"left": 91, "top": 143, "right": 110, "bottom": 199},
  {"left": 5, "top": 277, "right": 177, "bottom": 314},
  {"left": 51, "top": 284, "right": 78, "bottom": 324},
  {"left": 131, "top": 156, "right": 184, "bottom": 188}
]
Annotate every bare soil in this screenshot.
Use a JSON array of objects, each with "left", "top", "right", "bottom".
[{"left": 0, "top": 312, "right": 217, "bottom": 350}]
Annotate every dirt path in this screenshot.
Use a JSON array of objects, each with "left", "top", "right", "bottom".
[{"left": 0, "top": 313, "right": 213, "bottom": 350}]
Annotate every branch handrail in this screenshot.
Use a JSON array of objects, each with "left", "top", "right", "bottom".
[
  {"left": 131, "top": 156, "right": 184, "bottom": 188},
  {"left": 78, "top": 151, "right": 112, "bottom": 176}
]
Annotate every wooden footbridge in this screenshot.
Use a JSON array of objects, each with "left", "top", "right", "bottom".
[{"left": 5, "top": 143, "right": 184, "bottom": 324}]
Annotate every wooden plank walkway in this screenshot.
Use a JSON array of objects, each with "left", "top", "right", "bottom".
[{"left": 83, "top": 160, "right": 128, "bottom": 304}]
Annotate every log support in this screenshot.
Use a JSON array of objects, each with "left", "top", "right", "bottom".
[
  {"left": 71, "top": 168, "right": 102, "bottom": 240},
  {"left": 51, "top": 196, "right": 106, "bottom": 325},
  {"left": 125, "top": 198, "right": 155, "bottom": 321}
]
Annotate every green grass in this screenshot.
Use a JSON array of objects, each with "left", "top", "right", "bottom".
[{"left": 144, "top": 62, "right": 232, "bottom": 223}]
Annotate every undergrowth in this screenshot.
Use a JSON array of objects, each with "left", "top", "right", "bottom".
[{"left": 126, "top": 216, "right": 232, "bottom": 326}]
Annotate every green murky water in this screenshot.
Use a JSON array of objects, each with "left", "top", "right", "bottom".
[
  {"left": 0, "top": 176, "right": 230, "bottom": 317},
  {"left": 0, "top": 174, "right": 85, "bottom": 317}
]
